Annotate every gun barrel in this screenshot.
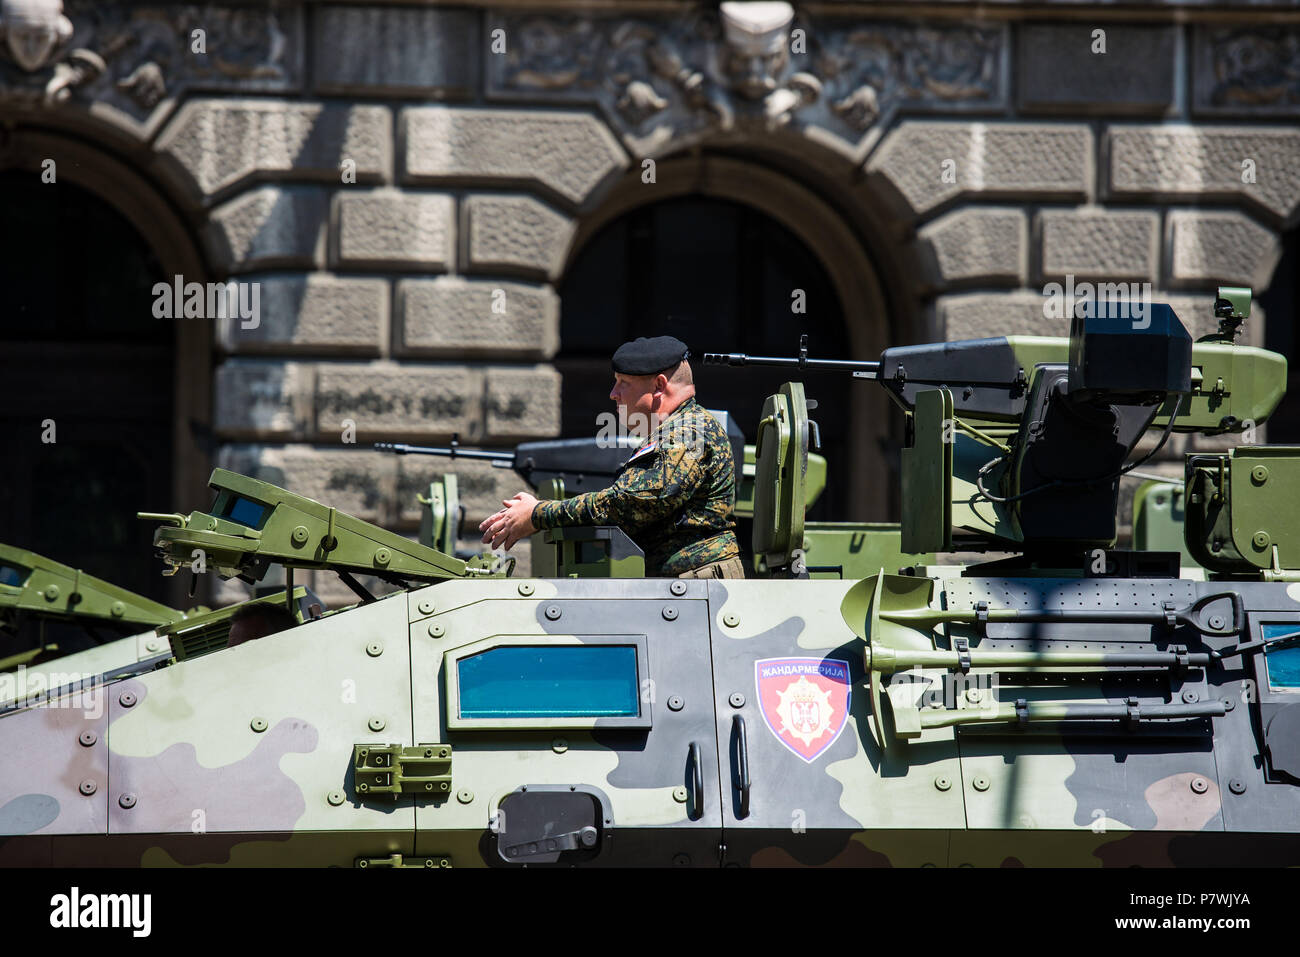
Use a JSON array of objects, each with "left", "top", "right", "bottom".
[
  {"left": 373, "top": 442, "right": 515, "bottom": 463},
  {"left": 703, "top": 352, "right": 880, "bottom": 378}
]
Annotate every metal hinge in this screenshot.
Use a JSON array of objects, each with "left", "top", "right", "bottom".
[
  {"left": 354, "top": 743, "right": 452, "bottom": 799},
  {"left": 356, "top": 854, "right": 452, "bottom": 869}
]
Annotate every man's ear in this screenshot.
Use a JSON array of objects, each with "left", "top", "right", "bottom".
[{"left": 654, "top": 373, "right": 669, "bottom": 396}]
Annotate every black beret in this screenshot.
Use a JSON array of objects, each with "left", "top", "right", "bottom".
[{"left": 611, "top": 336, "right": 690, "bottom": 375}]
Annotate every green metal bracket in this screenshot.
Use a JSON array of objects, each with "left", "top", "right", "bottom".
[
  {"left": 1186, "top": 447, "right": 1300, "bottom": 577},
  {"left": 752, "top": 382, "right": 808, "bottom": 569},
  {"left": 900, "top": 388, "right": 954, "bottom": 554},
  {"left": 356, "top": 855, "right": 452, "bottom": 869},
  {"left": 353, "top": 743, "right": 452, "bottom": 799},
  {"left": 736, "top": 444, "right": 826, "bottom": 519},
  {"left": 416, "top": 474, "right": 460, "bottom": 554},
  {"left": 144, "top": 469, "right": 507, "bottom": 584},
  {"left": 0, "top": 542, "right": 186, "bottom": 630}
]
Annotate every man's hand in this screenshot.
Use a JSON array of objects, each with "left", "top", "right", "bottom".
[{"left": 478, "top": 492, "right": 539, "bottom": 550}]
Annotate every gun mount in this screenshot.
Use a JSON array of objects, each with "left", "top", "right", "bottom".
[
  {"left": 1, "top": 543, "right": 193, "bottom": 671},
  {"left": 376, "top": 435, "right": 644, "bottom": 495},
  {"left": 706, "top": 288, "right": 1288, "bottom": 564},
  {"left": 376, "top": 412, "right": 749, "bottom": 497},
  {"left": 142, "top": 468, "right": 510, "bottom": 605}
]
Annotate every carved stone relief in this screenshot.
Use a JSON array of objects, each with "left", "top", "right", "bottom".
[
  {"left": 0, "top": 0, "right": 302, "bottom": 130},
  {"left": 487, "top": 3, "right": 1004, "bottom": 157},
  {"left": 1195, "top": 26, "right": 1300, "bottom": 115}
]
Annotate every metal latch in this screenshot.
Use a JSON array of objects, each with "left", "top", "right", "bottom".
[
  {"left": 953, "top": 637, "right": 972, "bottom": 674},
  {"left": 501, "top": 826, "right": 599, "bottom": 861},
  {"left": 356, "top": 854, "right": 452, "bottom": 869},
  {"left": 354, "top": 743, "right": 452, "bottom": 799}
]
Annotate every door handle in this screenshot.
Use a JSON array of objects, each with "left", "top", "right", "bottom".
[
  {"left": 688, "top": 741, "right": 704, "bottom": 819},
  {"left": 732, "top": 714, "right": 751, "bottom": 819}
]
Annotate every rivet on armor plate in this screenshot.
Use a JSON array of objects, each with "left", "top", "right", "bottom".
[
  {"left": 44, "top": 585, "right": 58, "bottom": 601},
  {"left": 1181, "top": 689, "right": 1198, "bottom": 703},
  {"left": 291, "top": 525, "right": 310, "bottom": 546},
  {"left": 78, "top": 780, "right": 96, "bottom": 796},
  {"left": 1251, "top": 465, "right": 1269, "bottom": 484},
  {"left": 119, "top": 793, "right": 137, "bottom": 809},
  {"left": 366, "top": 641, "right": 384, "bottom": 656},
  {"left": 110, "top": 601, "right": 125, "bottom": 618},
  {"left": 934, "top": 775, "right": 952, "bottom": 791},
  {"left": 552, "top": 738, "right": 568, "bottom": 754},
  {"left": 672, "top": 786, "right": 688, "bottom": 803},
  {"left": 78, "top": 731, "right": 97, "bottom": 747},
  {"left": 965, "top": 688, "right": 982, "bottom": 704},
  {"left": 1222, "top": 696, "right": 1236, "bottom": 712},
  {"left": 545, "top": 605, "right": 562, "bottom": 620},
  {"left": 1229, "top": 778, "right": 1247, "bottom": 795},
  {"left": 668, "top": 695, "right": 684, "bottom": 711},
  {"left": 417, "top": 599, "right": 434, "bottom": 615},
  {"left": 1253, "top": 531, "right": 1270, "bottom": 549},
  {"left": 327, "top": 790, "right": 345, "bottom": 806},
  {"left": 662, "top": 605, "right": 678, "bottom": 621},
  {"left": 428, "top": 623, "right": 445, "bottom": 638},
  {"left": 1191, "top": 777, "right": 1209, "bottom": 794},
  {"left": 972, "top": 775, "right": 990, "bottom": 792},
  {"left": 673, "top": 853, "right": 691, "bottom": 866},
  {"left": 670, "top": 580, "right": 687, "bottom": 596},
  {"left": 146, "top": 639, "right": 161, "bottom": 653},
  {"left": 118, "top": 691, "right": 137, "bottom": 708},
  {"left": 518, "top": 583, "right": 535, "bottom": 596},
  {"left": 723, "top": 612, "right": 739, "bottom": 627},
  {"left": 457, "top": 789, "right": 474, "bottom": 804},
  {"left": 368, "top": 716, "right": 386, "bottom": 732},
  {"left": 250, "top": 717, "right": 268, "bottom": 733},
  {"left": 729, "top": 692, "right": 745, "bottom": 708},
  {"left": 374, "top": 548, "right": 391, "bottom": 567}
]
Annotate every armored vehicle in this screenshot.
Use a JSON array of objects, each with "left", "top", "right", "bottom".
[{"left": 4, "top": 287, "right": 1300, "bottom": 867}]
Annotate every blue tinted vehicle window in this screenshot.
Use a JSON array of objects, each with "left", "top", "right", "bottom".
[
  {"left": 1263, "top": 624, "right": 1300, "bottom": 690},
  {"left": 458, "top": 645, "right": 639, "bottom": 718}
]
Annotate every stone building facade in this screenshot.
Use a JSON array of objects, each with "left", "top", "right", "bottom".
[{"left": 1, "top": 0, "right": 1297, "bottom": 606}]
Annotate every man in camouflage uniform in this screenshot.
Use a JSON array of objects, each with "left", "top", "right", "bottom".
[{"left": 479, "top": 335, "right": 743, "bottom": 578}]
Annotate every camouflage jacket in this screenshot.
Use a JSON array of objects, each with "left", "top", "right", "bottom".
[{"left": 531, "top": 398, "right": 740, "bottom": 576}]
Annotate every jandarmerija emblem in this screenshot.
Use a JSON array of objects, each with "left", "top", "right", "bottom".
[{"left": 755, "top": 657, "right": 851, "bottom": 762}]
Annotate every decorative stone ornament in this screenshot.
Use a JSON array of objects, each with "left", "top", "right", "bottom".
[
  {"left": 716, "top": 1, "right": 819, "bottom": 124},
  {"left": 719, "top": 1, "right": 793, "bottom": 99},
  {"left": 0, "top": 0, "right": 72, "bottom": 72},
  {"left": 489, "top": 8, "right": 1004, "bottom": 157},
  {"left": 719, "top": 2, "right": 792, "bottom": 55}
]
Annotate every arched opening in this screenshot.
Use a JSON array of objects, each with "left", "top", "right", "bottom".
[
  {"left": 558, "top": 154, "right": 896, "bottom": 524},
  {"left": 0, "top": 130, "right": 210, "bottom": 613},
  {"left": 561, "top": 195, "right": 852, "bottom": 517}
]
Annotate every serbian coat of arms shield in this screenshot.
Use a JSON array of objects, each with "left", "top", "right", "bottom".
[{"left": 755, "top": 657, "right": 852, "bottom": 762}]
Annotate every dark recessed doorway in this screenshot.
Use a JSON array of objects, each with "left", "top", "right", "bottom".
[
  {"left": 0, "top": 170, "right": 175, "bottom": 624},
  {"left": 559, "top": 196, "right": 851, "bottom": 521}
]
